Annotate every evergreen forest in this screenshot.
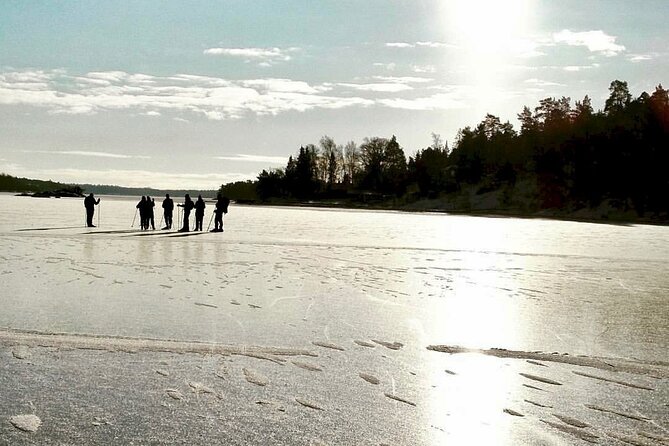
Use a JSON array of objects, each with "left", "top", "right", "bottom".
[{"left": 220, "top": 80, "right": 669, "bottom": 221}]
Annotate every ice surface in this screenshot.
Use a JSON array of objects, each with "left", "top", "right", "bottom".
[{"left": 0, "top": 193, "right": 667, "bottom": 445}]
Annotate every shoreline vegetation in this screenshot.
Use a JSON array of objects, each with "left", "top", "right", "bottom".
[
  {"left": 218, "top": 79, "right": 669, "bottom": 226},
  {"left": 0, "top": 174, "right": 217, "bottom": 200},
  {"left": 1, "top": 173, "right": 663, "bottom": 226},
  {"left": 2, "top": 80, "right": 667, "bottom": 225}
]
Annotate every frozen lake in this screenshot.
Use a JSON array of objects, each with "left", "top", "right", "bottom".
[{"left": 1, "top": 193, "right": 667, "bottom": 445}]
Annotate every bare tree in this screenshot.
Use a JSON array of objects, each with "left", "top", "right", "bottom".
[
  {"left": 431, "top": 132, "right": 444, "bottom": 150},
  {"left": 343, "top": 140, "right": 360, "bottom": 185},
  {"left": 319, "top": 135, "right": 342, "bottom": 187}
]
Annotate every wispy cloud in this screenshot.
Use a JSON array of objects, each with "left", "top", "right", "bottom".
[
  {"left": 0, "top": 68, "right": 479, "bottom": 116},
  {"left": 386, "top": 41, "right": 456, "bottom": 49},
  {"left": 507, "top": 39, "right": 547, "bottom": 58},
  {"left": 215, "top": 154, "right": 286, "bottom": 164},
  {"left": 240, "top": 78, "right": 329, "bottom": 94},
  {"left": 373, "top": 62, "right": 397, "bottom": 71},
  {"left": 378, "top": 92, "right": 465, "bottom": 111},
  {"left": 203, "top": 46, "right": 300, "bottom": 66},
  {"left": 385, "top": 42, "right": 414, "bottom": 49},
  {"left": 627, "top": 53, "right": 655, "bottom": 62},
  {"left": 552, "top": 30, "right": 625, "bottom": 56},
  {"left": 22, "top": 150, "right": 151, "bottom": 159},
  {"left": 372, "top": 76, "right": 433, "bottom": 84},
  {"left": 338, "top": 82, "right": 413, "bottom": 93},
  {"left": 524, "top": 78, "right": 566, "bottom": 87},
  {"left": 562, "top": 65, "right": 596, "bottom": 72},
  {"left": 411, "top": 65, "right": 436, "bottom": 73},
  {"left": 416, "top": 41, "right": 454, "bottom": 48},
  {"left": 0, "top": 69, "right": 374, "bottom": 119},
  {"left": 338, "top": 76, "right": 434, "bottom": 93}
]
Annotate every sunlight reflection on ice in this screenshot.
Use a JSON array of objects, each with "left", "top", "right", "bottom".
[
  {"left": 429, "top": 354, "right": 518, "bottom": 445},
  {"left": 416, "top": 246, "right": 522, "bottom": 349}
]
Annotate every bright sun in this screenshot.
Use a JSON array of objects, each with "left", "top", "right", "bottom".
[
  {"left": 441, "top": 0, "right": 534, "bottom": 109},
  {"left": 449, "top": 0, "right": 531, "bottom": 52}
]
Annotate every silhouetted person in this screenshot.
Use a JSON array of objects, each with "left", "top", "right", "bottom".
[
  {"left": 194, "top": 195, "right": 206, "bottom": 231},
  {"left": 211, "top": 194, "right": 230, "bottom": 232},
  {"left": 147, "top": 196, "right": 155, "bottom": 230},
  {"left": 177, "top": 194, "right": 194, "bottom": 232},
  {"left": 136, "top": 196, "right": 147, "bottom": 230},
  {"left": 162, "top": 194, "right": 174, "bottom": 230},
  {"left": 84, "top": 193, "right": 100, "bottom": 227}
]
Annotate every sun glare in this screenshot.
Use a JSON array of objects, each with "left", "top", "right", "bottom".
[
  {"left": 441, "top": 0, "right": 533, "bottom": 109},
  {"left": 451, "top": 0, "right": 531, "bottom": 51}
]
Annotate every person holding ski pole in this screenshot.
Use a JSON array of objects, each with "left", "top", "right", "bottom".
[
  {"left": 162, "top": 194, "right": 174, "bottom": 230},
  {"left": 84, "top": 193, "right": 100, "bottom": 228},
  {"left": 146, "top": 196, "right": 156, "bottom": 230},
  {"left": 177, "top": 194, "right": 195, "bottom": 232},
  {"left": 136, "top": 196, "right": 147, "bottom": 230},
  {"left": 194, "top": 195, "right": 206, "bottom": 231},
  {"left": 211, "top": 194, "right": 230, "bottom": 232}
]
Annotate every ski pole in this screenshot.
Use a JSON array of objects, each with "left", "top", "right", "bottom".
[
  {"left": 207, "top": 212, "right": 214, "bottom": 231},
  {"left": 98, "top": 202, "right": 101, "bottom": 227},
  {"left": 131, "top": 208, "right": 137, "bottom": 227}
]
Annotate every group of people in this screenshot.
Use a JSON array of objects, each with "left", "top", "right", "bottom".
[
  {"left": 136, "top": 193, "right": 230, "bottom": 232},
  {"left": 135, "top": 195, "right": 159, "bottom": 230},
  {"left": 82, "top": 192, "right": 230, "bottom": 232}
]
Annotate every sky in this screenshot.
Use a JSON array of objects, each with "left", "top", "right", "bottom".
[{"left": 1, "top": 0, "right": 668, "bottom": 189}]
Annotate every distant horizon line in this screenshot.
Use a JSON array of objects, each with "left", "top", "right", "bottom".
[{"left": 1, "top": 172, "right": 225, "bottom": 194}]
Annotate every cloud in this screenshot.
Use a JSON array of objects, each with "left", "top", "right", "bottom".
[
  {"left": 411, "top": 65, "right": 436, "bottom": 73},
  {"left": 386, "top": 41, "right": 455, "bottom": 49},
  {"left": 524, "top": 78, "right": 566, "bottom": 87},
  {"left": 372, "top": 76, "right": 433, "bottom": 84},
  {"left": 386, "top": 42, "right": 414, "bottom": 48},
  {"left": 338, "top": 82, "right": 413, "bottom": 93},
  {"left": 373, "top": 62, "right": 397, "bottom": 71},
  {"left": 0, "top": 68, "right": 475, "bottom": 116},
  {"left": 507, "top": 39, "right": 547, "bottom": 58},
  {"left": 337, "top": 76, "right": 433, "bottom": 93},
  {"left": 0, "top": 69, "right": 374, "bottom": 119},
  {"left": 415, "top": 41, "right": 455, "bottom": 48},
  {"left": 22, "top": 150, "right": 151, "bottom": 159},
  {"left": 203, "top": 46, "right": 300, "bottom": 65},
  {"left": 204, "top": 47, "right": 283, "bottom": 58},
  {"left": 628, "top": 54, "right": 654, "bottom": 62},
  {"left": 0, "top": 70, "right": 52, "bottom": 91},
  {"left": 87, "top": 71, "right": 129, "bottom": 82},
  {"left": 214, "top": 154, "right": 286, "bottom": 164},
  {"left": 562, "top": 65, "right": 594, "bottom": 72},
  {"left": 378, "top": 93, "right": 466, "bottom": 111},
  {"left": 240, "top": 78, "right": 329, "bottom": 94},
  {"left": 552, "top": 30, "right": 625, "bottom": 56}
]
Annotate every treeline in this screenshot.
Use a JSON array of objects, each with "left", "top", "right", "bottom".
[
  {"left": 220, "top": 80, "right": 668, "bottom": 217},
  {"left": 80, "top": 184, "right": 218, "bottom": 198},
  {"left": 0, "top": 173, "right": 84, "bottom": 196},
  {"left": 220, "top": 135, "right": 411, "bottom": 201},
  {"left": 0, "top": 174, "right": 219, "bottom": 198},
  {"left": 451, "top": 80, "right": 669, "bottom": 214}
]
